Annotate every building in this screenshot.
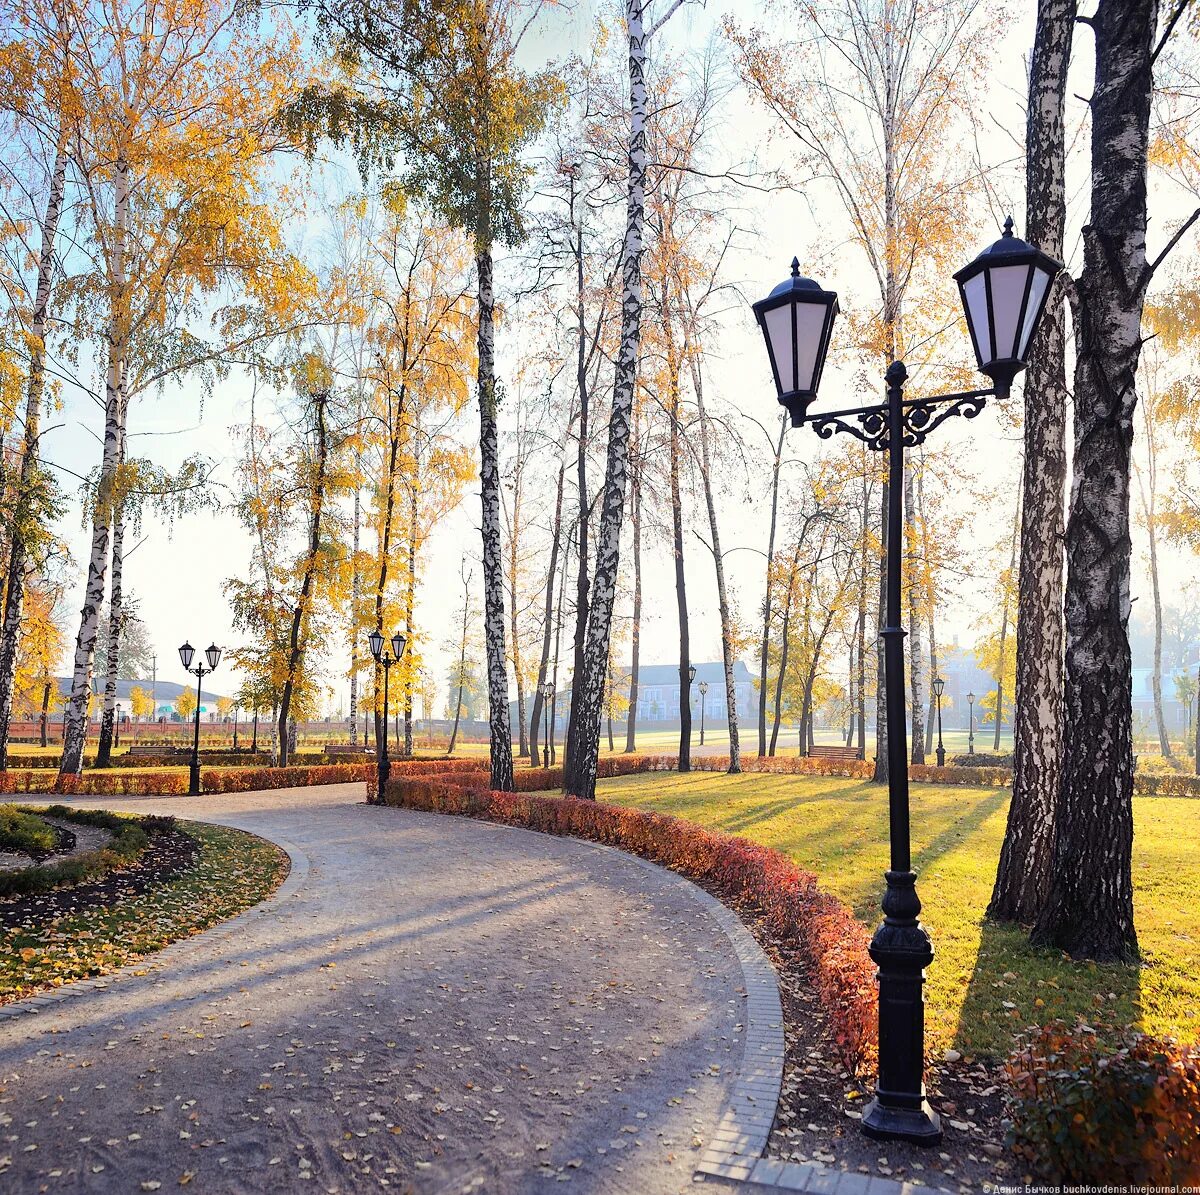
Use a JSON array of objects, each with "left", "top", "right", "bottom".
[{"left": 630, "top": 660, "right": 758, "bottom": 725}]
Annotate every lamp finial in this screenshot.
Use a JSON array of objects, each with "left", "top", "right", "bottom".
[
  {"left": 790, "top": 256, "right": 800, "bottom": 277},
  {"left": 1002, "top": 215, "right": 1015, "bottom": 237}
]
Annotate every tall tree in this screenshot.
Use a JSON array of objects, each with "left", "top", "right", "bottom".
[
  {"left": 990, "top": 0, "right": 1076, "bottom": 924},
  {"left": 1033, "top": 0, "right": 1190, "bottom": 961},
  {"left": 297, "top": 0, "right": 560, "bottom": 792}
]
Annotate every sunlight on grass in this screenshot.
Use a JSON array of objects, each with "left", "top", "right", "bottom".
[{"left": 593, "top": 770, "right": 1200, "bottom": 1059}]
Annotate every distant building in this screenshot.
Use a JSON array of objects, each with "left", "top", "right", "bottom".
[
  {"left": 629, "top": 660, "right": 757, "bottom": 723},
  {"left": 51, "top": 677, "right": 229, "bottom": 720}
]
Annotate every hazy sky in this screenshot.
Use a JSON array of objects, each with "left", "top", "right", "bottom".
[{"left": 40, "top": 0, "right": 1200, "bottom": 712}]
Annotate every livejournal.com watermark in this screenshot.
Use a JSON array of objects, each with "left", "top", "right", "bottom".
[{"left": 996, "top": 1187, "right": 1200, "bottom": 1194}]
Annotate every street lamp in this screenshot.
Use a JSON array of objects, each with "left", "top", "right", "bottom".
[
  {"left": 931, "top": 677, "right": 946, "bottom": 768},
  {"left": 179, "top": 641, "right": 221, "bottom": 795},
  {"left": 114, "top": 703, "right": 122, "bottom": 748},
  {"left": 752, "top": 217, "right": 1061, "bottom": 1146},
  {"left": 368, "top": 629, "right": 406, "bottom": 803},
  {"left": 541, "top": 680, "right": 554, "bottom": 769},
  {"left": 698, "top": 680, "right": 709, "bottom": 745},
  {"left": 967, "top": 691, "right": 976, "bottom": 755}
]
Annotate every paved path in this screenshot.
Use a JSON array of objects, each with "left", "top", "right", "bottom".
[{"left": 0, "top": 784, "right": 753, "bottom": 1194}]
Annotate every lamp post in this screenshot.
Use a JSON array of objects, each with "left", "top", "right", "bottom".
[
  {"left": 368, "top": 629, "right": 406, "bottom": 802},
  {"left": 751, "top": 217, "right": 1060, "bottom": 1146},
  {"left": 232, "top": 703, "right": 240, "bottom": 751},
  {"left": 698, "top": 680, "right": 709, "bottom": 745},
  {"left": 967, "top": 691, "right": 976, "bottom": 755},
  {"left": 114, "top": 704, "right": 122, "bottom": 748},
  {"left": 179, "top": 641, "right": 221, "bottom": 796},
  {"left": 931, "top": 678, "right": 946, "bottom": 768},
  {"left": 542, "top": 680, "right": 554, "bottom": 770}
]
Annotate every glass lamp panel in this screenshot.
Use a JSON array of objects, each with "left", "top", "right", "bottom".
[
  {"left": 391, "top": 633, "right": 407, "bottom": 660},
  {"left": 763, "top": 304, "right": 795, "bottom": 392},
  {"left": 987, "top": 264, "right": 1032, "bottom": 361},
  {"left": 1017, "top": 265, "right": 1052, "bottom": 358},
  {"left": 962, "top": 273, "right": 991, "bottom": 364},
  {"left": 793, "top": 301, "right": 828, "bottom": 392},
  {"left": 178, "top": 642, "right": 194, "bottom": 671},
  {"left": 205, "top": 643, "right": 221, "bottom": 670},
  {"left": 368, "top": 629, "right": 384, "bottom": 660}
]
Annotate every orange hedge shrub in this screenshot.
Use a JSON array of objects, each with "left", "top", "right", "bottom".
[
  {"left": 380, "top": 770, "right": 878, "bottom": 1070},
  {"left": 201, "top": 763, "right": 371, "bottom": 793},
  {"left": 1007, "top": 1022, "right": 1200, "bottom": 1183}
]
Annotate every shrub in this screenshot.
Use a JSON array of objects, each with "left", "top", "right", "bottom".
[
  {"left": 1006, "top": 1022, "right": 1200, "bottom": 1183},
  {"left": 379, "top": 770, "right": 878, "bottom": 1070},
  {"left": 0, "top": 804, "right": 58, "bottom": 857},
  {"left": 951, "top": 752, "right": 1014, "bottom": 768},
  {"left": 201, "top": 763, "right": 372, "bottom": 793}
]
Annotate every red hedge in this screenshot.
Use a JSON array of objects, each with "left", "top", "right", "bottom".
[
  {"left": 0, "top": 764, "right": 373, "bottom": 796},
  {"left": 379, "top": 769, "right": 878, "bottom": 1071}
]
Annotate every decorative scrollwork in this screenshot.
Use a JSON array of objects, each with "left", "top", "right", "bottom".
[
  {"left": 809, "top": 404, "right": 888, "bottom": 450},
  {"left": 899, "top": 393, "right": 988, "bottom": 447}
]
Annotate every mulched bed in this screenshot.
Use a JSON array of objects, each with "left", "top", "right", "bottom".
[
  {"left": 702, "top": 884, "right": 1014, "bottom": 1192},
  {"left": 0, "top": 828, "right": 199, "bottom": 929}
]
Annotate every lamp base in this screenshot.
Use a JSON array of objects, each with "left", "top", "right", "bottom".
[{"left": 861, "top": 1097, "right": 943, "bottom": 1145}]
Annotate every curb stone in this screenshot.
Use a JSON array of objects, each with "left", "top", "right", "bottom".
[{"left": 0, "top": 827, "right": 309, "bottom": 1023}]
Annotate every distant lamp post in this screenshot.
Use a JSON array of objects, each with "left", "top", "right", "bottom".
[
  {"left": 751, "top": 217, "right": 1061, "bottom": 1146},
  {"left": 967, "top": 691, "right": 976, "bottom": 755},
  {"left": 368, "top": 629, "right": 407, "bottom": 802},
  {"left": 698, "top": 680, "right": 709, "bottom": 745},
  {"left": 114, "top": 703, "right": 123, "bottom": 748},
  {"left": 179, "top": 641, "right": 221, "bottom": 795},
  {"left": 232, "top": 703, "right": 240, "bottom": 751},
  {"left": 541, "top": 680, "right": 554, "bottom": 769},
  {"left": 931, "top": 678, "right": 946, "bottom": 767}
]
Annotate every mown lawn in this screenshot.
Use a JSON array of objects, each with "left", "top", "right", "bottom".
[{"left": 593, "top": 770, "right": 1200, "bottom": 1059}]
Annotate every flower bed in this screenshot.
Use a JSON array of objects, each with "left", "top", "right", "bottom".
[{"left": 378, "top": 767, "right": 878, "bottom": 1070}]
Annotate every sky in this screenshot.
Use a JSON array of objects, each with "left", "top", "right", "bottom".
[{"left": 37, "top": 0, "right": 1200, "bottom": 714}]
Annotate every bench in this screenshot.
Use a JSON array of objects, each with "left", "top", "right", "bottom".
[
  {"left": 325, "top": 744, "right": 373, "bottom": 756},
  {"left": 126, "top": 745, "right": 186, "bottom": 757},
  {"left": 808, "top": 745, "right": 865, "bottom": 762}
]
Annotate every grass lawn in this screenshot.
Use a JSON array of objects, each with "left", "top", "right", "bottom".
[
  {"left": 593, "top": 770, "right": 1200, "bottom": 1059},
  {"left": 0, "top": 820, "right": 287, "bottom": 1002}
]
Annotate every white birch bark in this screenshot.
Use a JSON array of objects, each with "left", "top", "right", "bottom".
[
  {"left": 476, "top": 245, "right": 514, "bottom": 791},
  {"left": 0, "top": 143, "right": 68, "bottom": 769},
  {"left": 563, "top": 0, "right": 650, "bottom": 799},
  {"left": 1032, "top": 0, "right": 1155, "bottom": 962}
]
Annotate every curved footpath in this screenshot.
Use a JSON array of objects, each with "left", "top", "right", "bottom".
[{"left": 0, "top": 783, "right": 779, "bottom": 1194}]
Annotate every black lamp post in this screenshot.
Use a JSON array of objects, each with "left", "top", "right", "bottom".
[
  {"left": 698, "top": 680, "right": 709, "bottom": 745},
  {"left": 542, "top": 680, "right": 554, "bottom": 769},
  {"left": 931, "top": 677, "right": 946, "bottom": 768},
  {"left": 114, "top": 704, "right": 122, "bottom": 748},
  {"left": 179, "top": 641, "right": 221, "bottom": 796},
  {"left": 752, "top": 217, "right": 1060, "bottom": 1146},
  {"left": 232, "top": 703, "right": 240, "bottom": 751},
  {"left": 967, "top": 691, "right": 976, "bottom": 755},
  {"left": 368, "top": 629, "right": 406, "bottom": 802}
]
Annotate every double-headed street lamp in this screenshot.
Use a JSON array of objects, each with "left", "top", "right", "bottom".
[
  {"left": 931, "top": 677, "right": 946, "bottom": 768},
  {"left": 179, "top": 641, "right": 221, "bottom": 796},
  {"left": 752, "top": 217, "right": 1061, "bottom": 1145},
  {"left": 541, "top": 680, "right": 555, "bottom": 767},
  {"left": 967, "top": 691, "right": 977, "bottom": 755},
  {"left": 698, "top": 679, "right": 709, "bottom": 745},
  {"left": 368, "top": 629, "right": 406, "bottom": 802}
]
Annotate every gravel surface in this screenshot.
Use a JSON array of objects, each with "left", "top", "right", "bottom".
[{"left": 0, "top": 784, "right": 749, "bottom": 1194}]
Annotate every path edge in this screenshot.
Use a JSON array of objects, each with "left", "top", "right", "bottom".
[{"left": 0, "top": 827, "right": 310, "bottom": 1024}]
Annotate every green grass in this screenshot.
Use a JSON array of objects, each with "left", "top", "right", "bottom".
[
  {"left": 0, "top": 804, "right": 57, "bottom": 856},
  {"left": 592, "top": 770, "right": 1200, "bottom": 1059},
  {"left": 0, "top": 820, "right": 288, "bottom": 1002}
]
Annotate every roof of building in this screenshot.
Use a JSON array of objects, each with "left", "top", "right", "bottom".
[{"left": 626, "top": 661, "right": 753, "bottom": 686}]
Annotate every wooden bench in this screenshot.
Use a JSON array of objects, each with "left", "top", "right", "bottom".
[
  {"left": 325, "top": 744, "right": 373, "bottom": 756},
  {"left": 808, "top": 745, "right": 865, "bottom": 762},
  {"left": 126, "top": 745, "right": 186, "bottom": 757}
]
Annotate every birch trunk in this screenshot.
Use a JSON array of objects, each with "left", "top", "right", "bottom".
[
  {"left": 61, "top": 152, "right": 131, "bottom": 779},
  {"left": 403, "top": 483, "right": 418, "bottom": 758},
  {"left": 993, "top": 492, "right": 1021, "bottom": 752},
  {"left": 562, "top": 0, "right": 648, "bottom": 800},
  {"left": 475, "top": 246, "right": 514, "bottom": 791},
  {"left": 624, "top": 428, "right": 642, "bottom": 753},
  {"left": 530, "top": 455, "right": 566, "bottom": 765},
  {"left": 989, "top": 0, "right": 1075, "bottom": 924},
  {"left": 0, "top": 144, "right": 68, "bottom": 770},
  {"left": 1032, "top": 0, "right": 1154, "bottom": 962},
  {"left": 758, "top": 416, "right": 787, "bottom": 756},
  {"left": 507, "top": 460, "right": 528, "bottom": 757},
  {"left": 277, "top": 392, "right": 330, "bottom": 768},
  {"left": 95, "top": 467, "right": 127, "bottom": 767},
  {"left": 690, "top": 334, "right": 741, "bottom": 772},
  {"left": 350, "top": 455, "right": 362, "bottom": 745}
]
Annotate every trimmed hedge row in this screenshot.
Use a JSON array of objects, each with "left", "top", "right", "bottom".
[
  {"left": 0, "top": 763, "right": 374, "bottom": 796},
  {"left": 378, "top": 768, "right": 878, "bottom": 1070}
]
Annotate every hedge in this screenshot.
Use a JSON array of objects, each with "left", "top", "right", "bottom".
[
  {"left": 0, "top": 764, "right": 373, "bottom": 797},
  {"left": 377, "top": 767, "right": 878, "bottom": 1071}
]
